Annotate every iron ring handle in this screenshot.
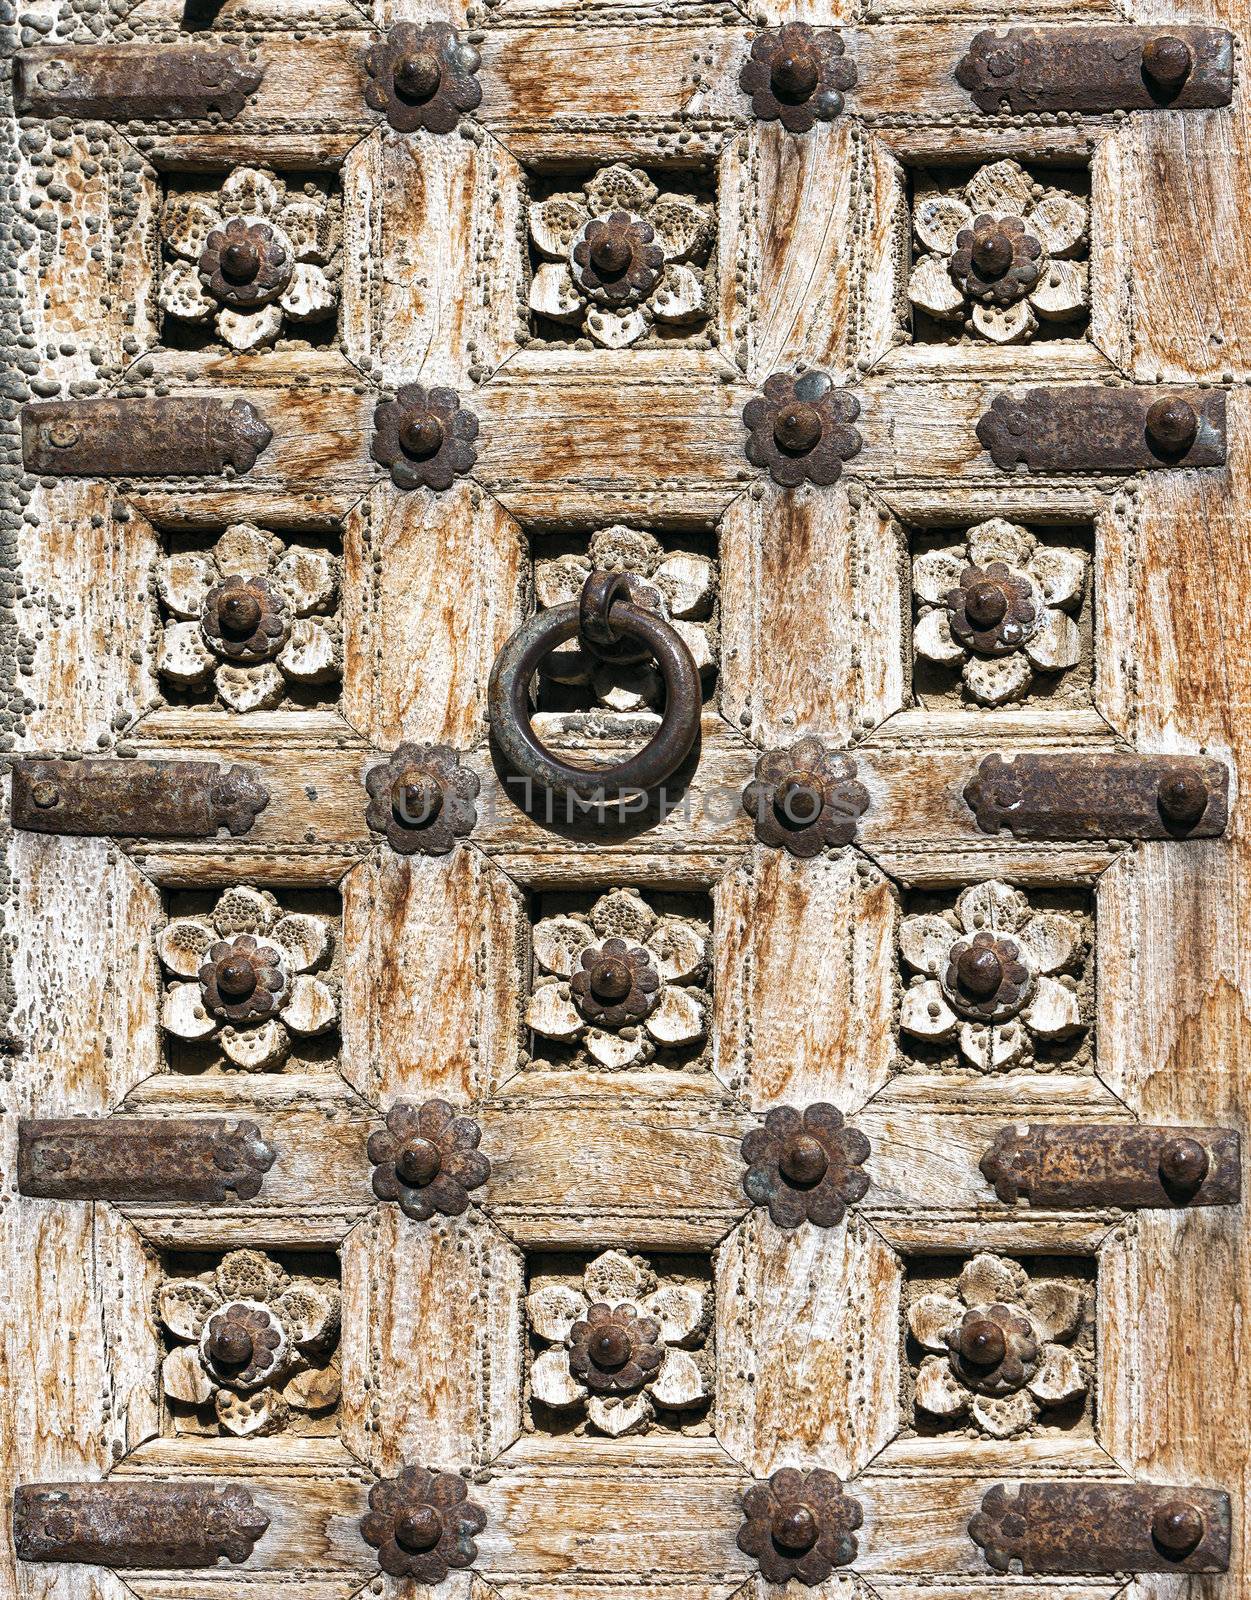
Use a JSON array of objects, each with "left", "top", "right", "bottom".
[{"left": 488, "top": 595, "right": 701, "bottom": 801}]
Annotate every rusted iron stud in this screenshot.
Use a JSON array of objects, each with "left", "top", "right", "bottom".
[
  {"left": 368, "top": 1100, "right": 490, "bottom": 1221},
  {"left": 964, "top": 753, "right": 1229, "bottom": 840},
  {"left": 957, "top": 26, "right": 1233, "bottom": 114},
  {"left": 371, "top": 384, "right": 478, "bottom": 491},
  {"left": 14, "top": 1482, "right": 270, "bottom": 1568},
  {"left": 14, "top": 43, "right": 263, "bottom": 119},
  {"left": 976, "top": 387, "right": 1226, "bottom": 473},
  {"left": 738, "top": 1468, "right": 863, "bottom": 1583},
  {"left": 364, "top": 742, "right": 480, "bottom": 855},
  {"left": 982, "top": 1123, "right": 1240, "bottom": 1208},
  {"left": 11, "top": 758, "right": 269, "bottom": 839},
  {"left": 360, "top": 1466, "right": 486, "bottom": 1580},
  {"left": 741, "top": 1103, "right": 871, "bottom": 1229},
  {"left": 739, "top": 24, "right": 857, "bottom": 132},
  {"left": 969, "top": 1482, "right": 1230, "bottom": 1573},
  {"left": 743, "top": 370, "right": 862, "bottom": 487},
  {"left": 18, "top": 1117, "right": 276, "bottom": 1203},
  {"left": 488, "top": 568, "right": 701, "bottom": 802},
  {"left": 742, "top": 737, "right": 869, "bottom": 857},
  {"left": 363, "top": 22, "right": 482, "bottom": 134},
  {"left": 21, "top": 397, "right": 272, "bottom": 478}
]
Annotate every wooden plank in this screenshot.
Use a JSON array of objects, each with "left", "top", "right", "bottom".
[
  {"left": 718, "top": 481, "right": 906, "bottom": 746},
  {"left": 340, "top": 1207, "right": 524, "bottom": 1473},
  {"left": 714, "top": 1211, "right": 902, "bottom": 1478},
  {"left": 712, "top": 844, "right": 897, "bottom": 1112},
  {"left": 341, "top": 480, "right": 528, "bottom": 749},
  {"left": 339, "top": 848, "right": 528, "bottom": 1105}
]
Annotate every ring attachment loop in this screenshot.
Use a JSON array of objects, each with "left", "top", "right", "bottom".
[{"left": 488, "top": 569, "right": 701, "bottom": 803}]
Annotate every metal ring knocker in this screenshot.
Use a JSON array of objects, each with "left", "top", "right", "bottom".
[{"left": 488, "top": 570, "right": 702, "bottom": 802}]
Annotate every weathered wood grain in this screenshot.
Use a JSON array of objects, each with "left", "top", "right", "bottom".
[{"left": 715, "top": 1211, "right": 902, "bottom": 1478}]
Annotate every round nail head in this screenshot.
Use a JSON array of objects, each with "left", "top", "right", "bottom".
[
  {"left": 780, "top": 1133, "right": 829, "bottom": 1187},
  {"left": 1159, "top": 1135, "right": 1209, "bottom": 1189},
  {"left": 1143, "top": 34, "right": 1193, "bottom": 89},
  {"left": 1153, "top": 1499, "right": 1204, "bottom": 1555},
  {"left": 396, "top": 1506, "right": 444, "bottom": 1552},
  {"left": 221, "top": 239, "right": 261, "bottom": 285},
  {"left": 396, "top": 1136, "right": 442, "bottom": 1187},
  {"left": 959, "top": 1317, "right": 1007, "bottom": 1367},
  {"left": 590, "top": 954, "right": 634, "bottom": 1004},
  {"left": 590, "top": 1324, "right": 632, "bottom": 1370},
  {"left": 957, "top": 944, "right": 1003, "bottom": 1000},
  {"left": 1158, "top": 767, "right": 1208, "bottom": 826},
  {"left": 400, "top": 413, "right": 444, "bottom": 460},
  {"left": 394, "top": 773, "right": 444, "bottom": 827},
  {"left": 971, "top": 225, "right": 1013, "bottom": 280},
  {"left": 208, "top": 1321, "right": 254, "bottom": 1368},
  {"left": 771, "top": 47, "right": 820, "bottom": 102},
  {"left": 216, "top": 955, "right": 258, "bottom": 1000},
  {"left": 590, "top": 232, "right": 632, "bottom": 278},
  {"left": 220, "top": 590, "right": 262, "bottom": 635},
  {"left": 1146, "top": 396, "right": 1198, "bottom": 455},
  {"left": 774, "top": 401, "right": 823, "bottom": 454},
  {"left": 771, "top": 1503, "right": 818, "bottom": 1554},
  {"left": 964, "top": 577, "right": 1009, "bottom": 629},
  {"left": 30, "top": 780, "right": 61, "bottom": 809},
  {"left": 395, "top": 52, "right": 442, "bottom": 102},
  {"left": 775, "top": 774, "right": 824, "bottom": 828}
]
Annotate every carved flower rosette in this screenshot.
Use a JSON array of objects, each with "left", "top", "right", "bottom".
[
  {"left": 526, "top": 888, "right": 708, "bottom": 1069},
  {"left": 368, "top": 1099, "right": 491, "bottom": 1221},
  {"left": 913, "top": 519, "right": 1087, "bottom": 706},
  {"left": 156, "top": 520, "right": 341, "bottom": 712},
  {"left": 159, "top": 166, "right": 339, "bottom": 353},
  {"left": 157, "top": 1248, "right": 341, "bottom": 1437},
  {"left": 158, "top": 885, "right": 338, "bottom": 1071},
  {"left": 528, "top": 1249, "right": 710, "bottom": 1437},
  {"left": 529, "top": 163, "right": 713, "bottom": 349},
  {"left": 534, "top": 525, "right": 717, "bottom": 712},
  {"left": 899, "top": 879, "right": 1086, "bottom": 1072},
  {"left": 908, "top": 159, "right": 1088, "bottom": 344},
  {"left": 741, "top": 1103, "right": 871, "bottom": 1228},
  {"left": 907, "top": 1252, "right": 1088, "bottom": 1438}
]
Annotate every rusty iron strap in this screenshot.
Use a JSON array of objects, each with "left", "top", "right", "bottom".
[
  {"left": 488, "top": 572, "right": 701, "bottom": 803},
  {"left": 970, "top": 1482, "right": 1230, "bottom": 1573},
  {"left": 22, "top": 397, "right": 272, "bottom": 477},
  {"left": 14, "top": 1482, "right": 270, "bottom": 1568},
  {"left": 982, "top": 1123, "right": 1241, "bottom": 1208},
  {"left": 977, "top": 387, "right": 1226, "bottom": 473},
  {"left": 957, "top": 26, "right": 1233, "bottom": 113},
  {"left": 18, "top": 1117, "right": 277, "bottom": 1203},
  {"left": 965, "top": 753, "right": 1229, "bottom": 839},
  {"left": 14, "top": 44, "right": 263, "bottom": 119},
  {"left": 11, "top": 758, "right": 269, "bottom": 838}
]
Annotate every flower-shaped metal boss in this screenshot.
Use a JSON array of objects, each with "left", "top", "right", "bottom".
[
  {"left": 738, "top": 1468, "right": 863, "bottom": 1584},
  {"left": 372, "top": 384, "right": 479, "bottom": 491},
  {"left": 363, "top": 22, "right": 482, "bottom": 134},
  {"left": 368, "top": 1099, "right": 490, "bottom": 1220},
  {"left": 742, "top": 737, "right": 870, "bottom": 858},
  {"left": 360, "top": 1465, "right": 486, "bottom": 1582},
  {"left": 740, "top": 24, "right": 857, "bottom": 132},
  {"left": 741, "top": 1103, "right": 871, "bottom": 1229},
  {"left": 365, "top": 742, "right": 480, "bottom": 856},
  {"left": 743, "top": 370, "right": 862, "bottom": 487}
]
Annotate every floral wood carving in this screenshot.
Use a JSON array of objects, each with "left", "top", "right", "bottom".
[
  {"left": 534, "top": 526, "right": 717, "bottom": 711},
  {"left": 528, "top": 1249, "right": 710, "bottom": 1436},
  {"left": 899, "top": 880, "right": 1087, "bottom": 1072},
  {"left": 372, "top": 383, "right": 479, "bottom": 490},
  {"left": 360, "top": 1466, "right": 486, "bottom": 1581},
  {"left": 529, "top": 164, "right": 713, "bottom": 348},
  {"left": 908, "top": 159, "right": 1088, "bottom": 343},
  {"left": 363, "top": 23, "right": 482, "bottom": 134},
  {"left": 157, "top": 522, "right": 341, "bottom": 712},
  {"left": 742, "top": 736, "right": 870, "bottom": 857},
  {"left": 742, "top": 369, "right": 862, "bottom": 487},
  {"left": 364, "top": 742, "right": 480, "bottom": 855},
  {"left": 741, "top": 1103, "right": 871, "bottom": 1228},
  {"left": 526, "top": 888, "right": 708, "bottom": 1069},
  {"left": 158, "top": 886, "right": 338, "bottom": 1071},
  {"left": 913, "top": 520, "right": 1087, "bottom": 706},
  {"left": 740, "top": 24, "right": 857, "bottom": 132},
  {"left": 907, "top": 1252, "right": 1089, "bottom": 1438},
  {"left": 368, "top": 1100, "right": 490, "bottom": 1220},
  {"left": 159, "top": 166, "right": 339, "bottom": 353},
  {"left": 738, "top": 1468, "right": 863, "bottom": 1583},
  {"left": 157, "top": 1249, "right": 340, "bottom": 1437}
]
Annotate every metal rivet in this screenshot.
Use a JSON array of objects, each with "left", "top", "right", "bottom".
[
  {"left": 971, "top": 224, "right": 1014, "bottom": 279},
  {"left": 219, "top": 589, "right": 262, "bottom": 634},
  {"left": 392, "top": 773, "right": 443, "bottom": 827},
  {"left": 957, "top": 944, "right": 1002, "bottom": 1000},
  {"left": 1143, "top": 34, "right": 1193, "bottom": 90},
  {"left": 47, "top": 420, "right": 79, "bottom": 448},
  {"left": 1157, "top": 767, "right": 1208, "bottom": 826},
  {"left": 1159, "top": 1136, "right": 1209, "bottom": 1189},
  {"left": 590, "top": 231, "right": 632, "bottom": 277},
  {"left": 1145, "top": 396, "right": 1198, "bottom": 455},
  {"left": 30, "top": 780, "right": 61, "bottom": 809},
  {"left": 1152, "top": 1499, "right": 1205, "bottom": 1555},
  {"left": 589, "top": 953, "right": 633, "bottom": 1003},
  {"left": 216, "top": 956, "right": 258, "bottom": 1000},
  {"left": 958, "top": 1317, "right": 1007, "bottom": 1367},
  {"left": 399, "top": 413, "right": 444, "bottom": 460},
  {"left": 965, "top": 577, "right": 1009, "bottom": 628},
  {"left": 773, "top": 401, "right": 823, "bottom": 454},
  {"left": 220, "top": 239, "right": 260, "bottom": 284},
  {"left": 779, "top": 1134, "right": 828, "bottom": 1186},
  {"left": 774, "top": 773, "right": 823, "bottom": 827},
  {"left": 394, "top": 52, "right": 442, "bottom": 102},
  {"left": 771, "top": 47, "right": 820, "bottom": 102},
  {"left": 395, "top": 1506, "right": 443, "bottom": 1553},
  {"left": 589, "top": 1324, "right": 632, "bottom": 1370},
  {"left": 396, "top": 1136, "right": 442, "bottom": 1186},
  {"left": 771, "top": 1504, "right": 819, "bottom": 1554},
  {"left": 208, "top": 1321, "right": 253, "bottom": 1368}
]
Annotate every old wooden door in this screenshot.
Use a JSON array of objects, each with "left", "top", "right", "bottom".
[{"left": 4, "top": 0, "right": 1250, "bottom": 1595}]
